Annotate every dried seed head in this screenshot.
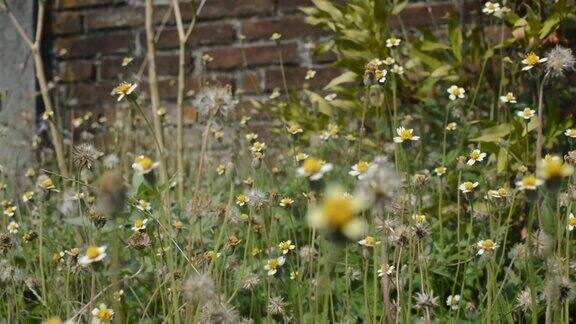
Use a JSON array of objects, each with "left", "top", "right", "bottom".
[
  {"left": 183, "top": 273, "right": 217, "bottom": 306},
  {"left": 129, "top": 231, "right": 151, "bottom": 250},
  {"left": 72, "top": 143, "right": 102, "bottom": 170},
  {"left": 545, "top": 46, "right": 575, "bottom": 77}
]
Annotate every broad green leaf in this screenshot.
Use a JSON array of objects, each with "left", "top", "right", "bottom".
[
  {"left": 420, "top": 40, "right": 451, "bottom": 51},
  {"left": 323, "top": 71, "right": 357, "bottom": 90},
  {"left": 497, "top": 147, "right": 508, "bottom": 173},
  {"left": 430, "top": 65, "right": 453, "bottom": 78},
  {"left": 448, "top": 18, "right": 463, "bottom": 62},
  {"left": 409, "top": 48, "right": 443, "bottom": 70},
  {"left": 391, "top": 0, "right": 409, "bottom": 15},
  {"left": 469, "top": 123, "right": 513, "bottom": 142},
  {"left": 539, "top": 14, "right": 560, "bottom": 39}
]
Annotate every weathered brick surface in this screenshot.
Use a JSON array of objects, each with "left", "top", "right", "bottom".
[
  {"left": 206, "top": 43, "right": 299, "bottom": 70},
  {"left": 241, "top": 16, "right": 326, "bottom": 41},
  {"left": 46, "top": 0, "right": 451, "bottom": 114}
]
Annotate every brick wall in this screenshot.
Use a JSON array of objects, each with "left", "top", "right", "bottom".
[{"left": 46, "top": 0, "right": 457, "bottom": 119}]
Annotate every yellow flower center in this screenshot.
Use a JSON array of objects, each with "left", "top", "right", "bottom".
[
  {"left": 355, "top": 161, "right": 369, "bottom": 173},
  {"left": 279, "top": 242, "right": 292, "bottom": 250},
  {"left": 40, "top": 178, "right": 54, "bottom": 189},
  {"left": 97, "top": 309, "right": 112, "bottom": 320},
  {"left": 463, "top": 182, "right": 475, "bottom": 191},
  {"left": 497, "top": 188, "right": 508, "bottom": 197},
  {"left": 134, "top": 219, "right": 144, "bottom": 228},
  {"left": 135, "top": 156, "right": 153, "bottom": 171},
  {"left": 522, "top": 176, "right": 537, "bottom": 186},
  {"left": 363, "top": 236, "right": 377, "bottom": 246},
  {"left": 480, "top": 240, "right": 495, "bottom": 250},
  {"left": 86, "top": 246, "right": 101, "bottom": 260},
  {"left": 569, "top": 217, "right": 576, "bottom": 226},
  {"left": 524, "top": 53, "right": 540, "bottom": 66},
  {"left": 267, "top": 259, "right": 280, "bottom": 270},
  {"left": 399, "top": 129, "right": 413, "bottom": 140},
  {"left": 115, "top": 82, "right": 132, "bottom": 94},
  {"left": 303, "top": 158, "right": 322, "bottom": 174},
  {"left": 321, "top": 195, "right": 354, "bottom": 229},
  {"left": 567, "top": 129, "right": 576, "bottom": 137},
  {"left": 470, "top": 150, "right": 480, "bottom": 160}
]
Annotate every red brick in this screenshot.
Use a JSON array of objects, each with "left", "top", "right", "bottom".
[
  {"left": 66, "top": 82, "right": 116, "bottom": 106},
  {"left": 53, "top": 0, "right": 124, "bottom": 9},
  {"left": 277, "top": 0, "right": 312, "bottom": 13},
  {"left": 199, "top": 0, "right": 275, "bottom": 19},
  {"left": 85, "top": 7, "right": 144, "bottom": 30},
  {"left": 313, "top": 50, "right": 337, "bottom": 64},
  {"left": 54, "top": 33, "right": 133, "bottom": 58},
  {"left": 241, "top": 16, "right": 326, "bottom": 41},
  {"left": 264, "top": 66, "right": 342, "bottom": 91},
  {"left": 206, "top": 43, "right": 299, "bottom": 71},
  {"left": 61, "top": 60, "right": 94, "bottom": 82},
  {"left": 149, "top": 23, "right": 236, "bottom": 50},
  {"left": 49, "top": 12, "right": 82, "bottom": 35},
  {"left": 239, "top": 71, "right": 262, "bottom": 95},
  {"left": 101, "top": 54, "right": 192, "bottom": 79},
  {"left": 158, "top": 75, "right": 232, "bottom": 99}
]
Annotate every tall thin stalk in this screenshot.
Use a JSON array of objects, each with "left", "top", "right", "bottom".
[{"left": 145, "top": 0, "right": 168, "bottom": 184}]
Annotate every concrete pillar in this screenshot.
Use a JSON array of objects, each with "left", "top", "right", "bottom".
[{"left": 0, "top": 1, "right": 35, "bottom": 180}]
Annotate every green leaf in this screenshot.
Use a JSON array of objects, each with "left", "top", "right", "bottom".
[
  {"left": 539, "top": 14, "right": 560, "bottom": 39},
  {"left": 323, "top": 71, "right": 358, "bottom": 90},
  {"left": 430, "top": 65, "right": 453, "bottom": 78},
  {"left": 409, "top": 48, "right": 443, "bottom": 70},
  {"left": 497, "top": 147, "right": 508, "bottom": 173},
  {"left": 448, "top": 18, "right": 463, "bottom": 62},
  {"left": 391, "top": 0, "right": 408, "bottom": 15},
  {"left": 469, "top": 123, "right": 513, "bottom": 142},
  {"left": 419, "top": 40, "right": 451, "bottom": 52}
]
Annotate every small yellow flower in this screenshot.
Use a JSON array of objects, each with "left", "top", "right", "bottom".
[
  {"left": 7, "top": 221, "right": 19, "bottom": 234},
  {"left": 521, "top": 52, "right": 547, "bottom": 71},
  {"left": 295, "top": 152, "right": 309, "bottom": 162},
  {"left": 385, "top": 36, "right": 401, "bottom": 48},
  {"left": 467, "top": 149, "right": 487, "bottom": 166},
  {"left": 307, "top": 187, "right": 366, "bottom": 239},
  {"left": 358, "top": 236, "right": 380, "bottom": 247},
  {"left": 459, "top": 181, "right": 479, "bottom": 193},
  {"left": 236, "top": 194, "right": 250, "bottom": 206},
  {"left": 270, "top": 32, "right": 282, "bottom": 41},
  {"left": 245, "top": 133, "right": 258, "bottom": 141},
  {"left": 482, "top": 1, "right": 501, "bottom": 14},
  {"left": 279, "top": 197, "right": 294, "bottom": 208},
  {"left": 476, "top": 239, "right": 497, "bottom": 255},
  {"left": 3, "top": 205, "right": 16, "bottom": 217},
  {"left": 487, "top": 187, "right": 509, "bottom": 199},
  {"left": 216, "top": 164, "right": 226, "bottom": 175},
  {"left": 320, "top": 123, "right": 339, "bottom": 140},
  {"left": 111, "top": 81, "right": 137, "bottom": 101},
  {"left": 297, "top": 157, "right": 333, "bottom": 181},
  {"left": 516, "top": 175, "right": 543, "bottom": 190},
  {"left": 132, "top": 155, "right": 160, "bottom": 174},
  {"left": 391, "top": 64, "right": 404, "bottom": 74},
  {"left": 22, "top": 191, "right": 34, "bottom": 203},
  {"left": 446, "top": 122, "right": 457, "bottom": 131},
  {"left": 278, "top": 240, "right": 295, "bottom": 254},
  {"left": 79, "top": 245, "right": 107, "bottom": 266},
  {"left": 113, "top": 290, "right": 124, "bottom": 301},
  {"left": 290, "top": 271, "right": 299, "bottom": 280},
  {"left": 264, "top": 256, "right": 285, "bottom": 276},
  {"left": 121, "top": 56, "right": 133, "bottom": 67},
  {"left": 377, "top": 263, "right": 395, "bottom": 277},
  {"left": 447, "top": 85, "right": 466, "bottom": 100},
  {"left": 517, "top": 108, "right": 536, "bottom": 120},
  {"left": 393, "top": 127, "right": 420, "bottom": 143},
  {"left": 412, "top": 214, "right": 426, "bottom": 224},
  {"left": 539, "top": 155, "right": 574, "bottom": 180},
  {"left": 250, "top": 142, "right": 266, "bottom": 153},
  {"left": 349, "top": 161, "right": 370, "bottom": 179},
  {"left": 38, "top": 177, "right": 56, "bottom": 191},
  {"left": 287, "top": 123, "right": 303, "bottom": 135},
  {"left": 500, "top": 92, "right": 517, "bottom": 104},
  {"left": 131, "top": 218, "right": 148, "bottom": 232},
  {"left": 567, "top": 213, "right": 576, "bottom": 231},
  {"left": 305, "top": 70, "right": 316, "bottom": 80},
  {"left": 91, "top": 303, "right": 115, "bottom": 323},
  {"left": 565, "top": 128, "right": 576, "bottom": 138},
  {"left": 201, "top": 53, "right": 214, "bottom": 63},
  {"left": 434, "top": 166, "right": 447, "bottom": 176},
  {"left": 136, "top": 199, "right": 152, "bottom": 212}
]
